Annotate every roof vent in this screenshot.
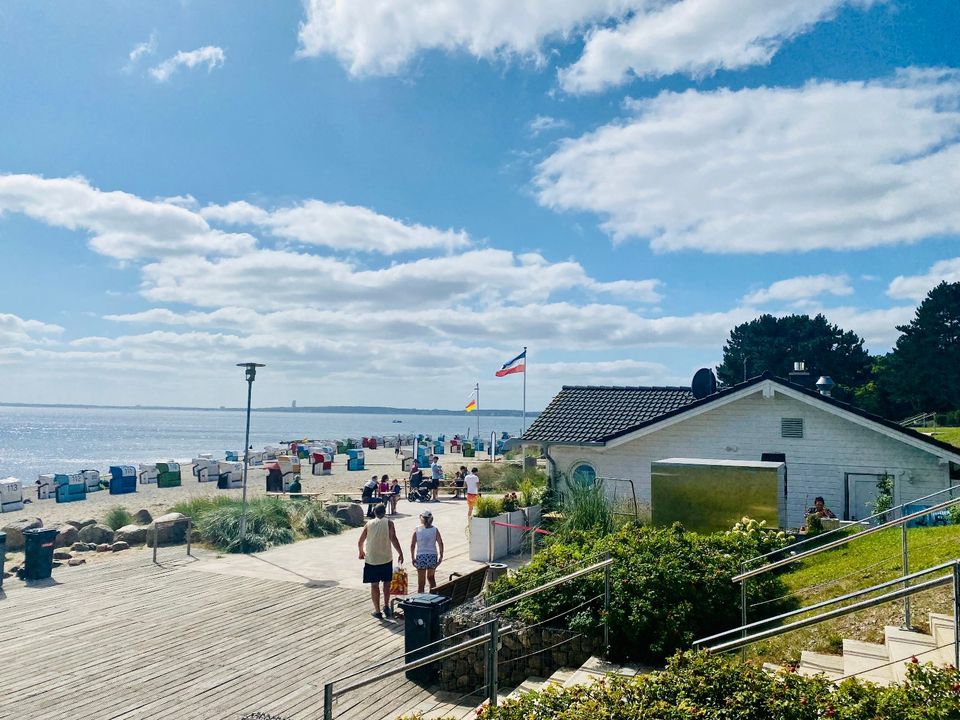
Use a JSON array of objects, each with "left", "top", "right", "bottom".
[
  {"left": 816, "top": 376, "right": 835, "bottom": 397},
  {"left": 691, "top": 368, "right": 717, "bottom": 399}
]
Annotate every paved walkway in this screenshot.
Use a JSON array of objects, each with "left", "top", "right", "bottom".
[{"left": 0, "top": 496, "right": 507, "bottom": 720}]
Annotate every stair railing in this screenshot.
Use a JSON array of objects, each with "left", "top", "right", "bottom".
[
  {"left": 735, "top": 485, "right": 960, "bottom": 632},
  {"left": 321, "top": 555, "right": 614, "bottom": 720},
  {"left": 694, "top": 559, "right": 960, "bottom": 671}
]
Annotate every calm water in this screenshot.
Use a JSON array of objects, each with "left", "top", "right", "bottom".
[{"left": 0, "top": 405, "right": 525, "bottom": 481}]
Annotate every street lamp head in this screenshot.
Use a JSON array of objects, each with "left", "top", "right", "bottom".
[{"left": 237, "top": 362, "right": 266, "bottom": 383}]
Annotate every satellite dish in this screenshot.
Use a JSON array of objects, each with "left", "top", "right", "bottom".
[{"left": 691, "top": 368, "right": 717, "bottom": 399}]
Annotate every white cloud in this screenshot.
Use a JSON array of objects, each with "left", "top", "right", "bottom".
[
  {"left": 297, "top": 0, "right": 637, "bottom": 75},
  {"left": 529, "top": 115, "right": 571, "bottom": 136},
  {"left": 742, "top": 274, "right": 853, "bottom": 305},
  {"left": 0, "top": 173, "right": 255, "bottom": 260},
  {"left": 560, "top": 0, "right": 875, "bottom": 93},
  {"left": 888, "top": 257, "right": 960, "bottom": 301},
  {"left": 0, "top": 313, "right": 64, "bottom": 348},
  {"left": 150, "top": 46, "right": 225, "bottom": 82},
  {"left": 536, "top": 70, "right": 960, "bottom": 253},
  {"left": 202, "top": 199, "right": 470, "bottom": 254},
  {"left": 127, "top": 33, "right": 158, "bottom": 67}
]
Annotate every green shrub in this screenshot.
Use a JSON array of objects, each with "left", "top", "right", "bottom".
[
  {"left": 295, "top": 500, "right": 344, "bottom": 537},
  {"left": 197, "top": 496, "right": 296, "bottom": 553},
  {"left": 169, "top": 495, "right": 238, "bottom": 524},
  {"left": 517, "top": 478, "right": 543, "bottom": 507},
  {"left": 474, "top": 495, "right": 504, "bottom": 518},
  {"left": 488, "top": 523, "right": 792, "bottom": 664},
  {"left": 558, "top": 477, "right": 613, "bottom": 537},
  {"left": 476, "top": 463, "right": 547, "bottom": 492},
  {"left": 104, "top": 506, "right": 133, "bottom": 530},
  {"left": 469, "top": 651, "right": 960, "bottom": 720}
]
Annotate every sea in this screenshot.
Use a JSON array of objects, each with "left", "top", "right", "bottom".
[{"left": 0, "top": 405, "right": 526, "bottom": 481}]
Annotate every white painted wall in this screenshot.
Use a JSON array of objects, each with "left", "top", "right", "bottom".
[{"left": 549, "top": 388, "right": 953, "bottom": 529}]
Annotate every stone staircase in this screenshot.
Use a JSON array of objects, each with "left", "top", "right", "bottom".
[
  {"left": 792, "top": 612, "right": 956, "bottom": 685},
  {"left": 408, "top": 655, "right": 644, "bottom": 719}
]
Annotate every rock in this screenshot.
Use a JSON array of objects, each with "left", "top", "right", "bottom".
[
  {"left": 329, "top": 503, "right": 365, "bottom": 528},
  {"left": 146, "top": 513, "right": 189, "bottom": 545},
  {"left": 1, "top": 518, "right": 42, "bottom": 551},
  {"left": 67, "top": 558, "right": 86, "bottom": 567},
  {"left": 111, "top": 541, "right": 130, "bottom": 552},
  {"left": 52, "top": 561, "right": 62, "bottom": 568},
  {"left": 79, "top": 518, "right": 96, "bottom": 529},
  {"left": 70, "top": 542, "right": 88, "bottom": 552},
  {"left": 2, "top": 571, "right": 11, "bottom": 579},
  {"left": 53, "top": 551, "right": 72, "bottom": 560},
  {"left": 55, "top": 525, "right": 79, "bottom": 548},
  {"left": 133, "top": 509, "right": 153, "bottom": 525},
  {"left": 113, "top": 525, "right": 148, "bottom": 545},
  {"left": 95, "top": 544, "right": 111, "bottom": 553},
  {"left": 64, "top": 520, "right": 83, "bottom": 530},
  {"left": 78, "top": 524, "right": 115, "bottom": 545}
]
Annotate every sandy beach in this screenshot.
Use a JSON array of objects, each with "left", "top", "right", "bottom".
[{"left": 1, "top": 446, "right": 495, "bottom": 529}]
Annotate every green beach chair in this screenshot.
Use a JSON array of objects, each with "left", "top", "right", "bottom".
[{"left": 156, "top": 462, "right": 182, "bottom": 488}]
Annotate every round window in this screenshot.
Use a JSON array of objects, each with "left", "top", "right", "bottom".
[{"left": 571, "top": 463, "right": 596, "bottom": 487}]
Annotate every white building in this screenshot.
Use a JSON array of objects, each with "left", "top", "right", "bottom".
[{"left": 522, "top": 373, "right": 960, "bottom": 529}]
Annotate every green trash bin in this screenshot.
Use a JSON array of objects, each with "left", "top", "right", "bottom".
[
  {"left": 400, "top": 593, "right": 451, "bottom": 682},
  {"left": 0, "top": 531, "right": 6, "bottom": 588},
  {"left": 22, "top": 527, "right": 58, "bottom": 580}
]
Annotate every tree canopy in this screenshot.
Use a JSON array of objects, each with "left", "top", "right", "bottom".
[{"left": 716, "top": 313, "right": 871, "bottom": 400}]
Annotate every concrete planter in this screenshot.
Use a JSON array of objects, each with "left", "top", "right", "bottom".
[
  {"left": 469, "top": 513, "right": 509, "bottom": 562},
  {"left": 523, "top": 504, "right": 542, "bottom": 530},
  {"left": 505, "top": 509, "right": 525, "bottom": 554}
]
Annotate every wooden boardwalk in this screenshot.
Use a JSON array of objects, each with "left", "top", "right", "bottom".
[{"left": 0, "top": 549, "right": 487, "bottom": 720}]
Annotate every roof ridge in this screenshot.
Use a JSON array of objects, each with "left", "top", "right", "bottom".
[{"left": 559, "top": 385, "right": 693, "bottom": 391}]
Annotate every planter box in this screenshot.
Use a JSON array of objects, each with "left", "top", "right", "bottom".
[
  {"left": 522, "top": 504, "right": 542, "bottom": 530},
  {"left": 469, "top": 513, "right": 509, "bottom": 562},
  {"left": 506, "top": 509, "right": 525, "bottom": 554}
]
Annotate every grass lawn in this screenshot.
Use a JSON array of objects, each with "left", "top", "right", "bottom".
[
  {"left": 919, "top": 426, "right": 960, "bottom": 449},
  {"left": 746, "top": 523, "right": 960, "bottom": 665}
]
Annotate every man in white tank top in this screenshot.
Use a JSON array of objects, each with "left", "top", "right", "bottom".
[
  {"left": 410, "top": 510, "right": 444, "bottom": 593},
  {"left": 358, "top": 504, "right": 404, "bottom": 619}
]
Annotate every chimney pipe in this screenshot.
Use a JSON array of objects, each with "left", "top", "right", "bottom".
[{"left": 816, "top": 376, "right": 835, "bottom": 397}]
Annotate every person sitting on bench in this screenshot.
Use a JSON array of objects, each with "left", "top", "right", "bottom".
[
  {"left": 288, "top": 476, "right": 303, "bottom": 496},
  {"left": 362, "top": 476, "right": 380, "bottom": 517}
]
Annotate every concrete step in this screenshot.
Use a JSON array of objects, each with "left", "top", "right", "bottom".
[
  {"left": 544, "top": 666, "right": 578, "bottom": 687},
  {"left": 885, "top": 626, "right": 938, "bottom": 683},
  {"left": 798, "top": 651, "right": 844, "bottom": 680},
  {"left": 842, "top": 639, "right": 894, "bottom": 685},
  {"left": 762, "top": 662, "right": 785, "bottom": 674},
  {"left": 929, "top": 613, "right": 957, "bottom": 666},
  {"left": 505, "top": 676, "right": 547, "bottom": 700}
]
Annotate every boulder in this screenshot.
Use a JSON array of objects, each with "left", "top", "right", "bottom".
[
  {"left": 146, "top": 513, "right": 189, "bottom": 545},
  {"left": 113, "top": 525, "right": 148, "bottom": 545},
  {"left": 53, "top": 551, "right": 72, "bottom": 560},
  {"left": 67, "top": 558, "right": 86, "bottom": 567},
  {"left": 78, "top": 524, "right": 115, "bottom": 545},
  {"left": 1, "top": 518, "right": 42, "bottom": 551},
  {"left": 84, "top": 543, "right": 98, "bottom": 551},
  {"left": 329, "top": 503, "right": 365, "bottom": 528},
  {"left": 64, "top": 520, "right": 83, "bottom": 530},
  {"left": 79, "top": 519, "right": 97, "bottom": 529},
  {"left": 111, "top": 541, "right": 130, "bottom": 552},
  {"left": 70, "top": 542, "right": 89, "bottom": 552},
  {"left": 133, "top": 509, "right": 153, "bottom": 525},
  {"left": 95, "top": 544, "right": 111, "bottom": 553},
  {"left": 55, "top": 525, "right": 79, "bottom": 548}
]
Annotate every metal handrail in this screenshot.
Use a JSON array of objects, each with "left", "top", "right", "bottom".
[
  {"left": 707, "top": 568, "right": 955, "bottom": 655},
  {"left": 734, "top": 494, "right": 960, "bottom": 583},
  {"left": 742, "top": 483, "right": 960, "bottom": 572},
  {"left": 481, "top": 557, "right": 613, "bottom": 614},
  {"left": 696, "top": 560, "right": 960, "bottom": 647}
]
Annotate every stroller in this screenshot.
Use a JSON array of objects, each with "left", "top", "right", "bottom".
[{"left": 408, "top": 477, "right": 433, "bottom": 503}]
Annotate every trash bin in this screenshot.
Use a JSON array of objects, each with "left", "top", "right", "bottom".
[
  {"left": 487, "top": 563, "right": 508, "bottom": 586},
  {"left": 400, "top": 593, "right": 451, "bottom": 682},
  {"left": 22, "top": 527, "right": 58, "bottom": 581},
  {"left": 0, "top": 531, "right": 6, "bottom": 588}
]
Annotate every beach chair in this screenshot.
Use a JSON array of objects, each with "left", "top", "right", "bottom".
[
  {"left": 0, "top": 477, "right": 24, "bottom": 512},
  {"left": 108, "top": 466, "right": 137, "bottom": 495},
  {"left": 80, "top": 469, "right": 102, "bottom": 492},
  {"left": 36, "top": 473, "right": 55, "bottom": 500},
  {"left": 277, "top": 455, "right": 301, "bottom": 483},
  {"left": 55, "top": 473, "right": 86, "bottom": 503},
  {"left": 311, "top": 452, "right": 331, "bottom": 476},
  {"left": 225, "top": 450, "right": 239, "bottom": 462},
  {"left": 217, "top": 462, "right": 243, "bottom": 489},
  {"left": 156, "top": 462, "right": 182, "bottom": 488},
  {"left": 139, "top": 463, "right": 158, "bottom": 484},
  {"left": 346, "top": 449, "right": 365, "bottom": 471},
  {"left": 192, "top": 458, "right": 220, "bottom": 483},
  {"left": 433, "top": 441, "right": 444, "bottom": 455},
  {"left": 265, "top": 462, "right": 288, "bottom": 493},
  {"left": 462, "top": 443, "right": 475, "bottom": 458}
]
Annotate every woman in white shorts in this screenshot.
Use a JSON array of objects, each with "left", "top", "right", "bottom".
[{"left": 410, "top": 510, "right": 444, "bottom": 593}]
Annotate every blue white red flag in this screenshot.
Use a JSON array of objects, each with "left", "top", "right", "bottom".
[{"left": 495, "top": 350, "right": 526, "bottom": 377}]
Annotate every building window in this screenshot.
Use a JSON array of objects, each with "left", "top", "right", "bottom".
[
  {"left": 570, "top": 462, "right": 597, "bottom": 487},
  {"left": 781, "top": 418, "right": 804, "bottom": 438}
]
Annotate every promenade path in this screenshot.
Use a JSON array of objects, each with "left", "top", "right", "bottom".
[{"left": 0, "top": 498, "right": 505, "bottom": 720}]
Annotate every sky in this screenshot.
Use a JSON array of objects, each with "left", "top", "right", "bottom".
[{"left": 0, "top": 0, "right": 959, "bottom": 411}]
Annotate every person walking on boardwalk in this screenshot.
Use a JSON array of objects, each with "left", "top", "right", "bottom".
[
  {"left": 358, "top": 504, "right": 404, "bottom": 619},
  {"left": 464, "top": 467, "right": 481, "bottom": 519},
  {"left": 410, "top": 510, "right": 444, "bottom": 593}
]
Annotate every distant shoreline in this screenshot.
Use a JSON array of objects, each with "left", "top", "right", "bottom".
[{"left": 0, "top": 401, "right": 539, "bottom": 418}]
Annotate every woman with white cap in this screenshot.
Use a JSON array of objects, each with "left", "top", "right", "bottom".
[{"left": 410, "top": 510, "right": 444, "bottom": 593}]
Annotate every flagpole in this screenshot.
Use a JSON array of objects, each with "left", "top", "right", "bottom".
[
  {"left": 476, "top": 382, "right": 480, "bottom": 441},
  {"left": 522, "top": 345, "right": 527, "bottom": 436}
]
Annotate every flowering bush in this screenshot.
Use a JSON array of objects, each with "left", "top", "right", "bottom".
[
  {"left": 501, "top": 492, "right": 520, "bottom": 513},
  {"left": 727, "top": 516, "right": 793, "bottom": 555}
]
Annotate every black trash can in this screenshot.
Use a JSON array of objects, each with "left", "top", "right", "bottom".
[
  {"left": 399, "top": 593, "right": 450, "bottom": 682},
  {"left": 0, "top": 531, "right": 5, "bottom": 588},
  {"left": 22, "top": 527, "right": 58, "bottom": 581}
]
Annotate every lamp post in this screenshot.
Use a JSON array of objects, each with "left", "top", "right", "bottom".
[{"left": 237, "top": 362, "right": 265, "bottom": 548}]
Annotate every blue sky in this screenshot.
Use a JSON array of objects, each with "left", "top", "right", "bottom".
[{"left": 1, "top": 0, "right": 959, "bottom": 410}]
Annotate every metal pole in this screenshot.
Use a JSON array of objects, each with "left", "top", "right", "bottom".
[
  {"left": 522, "top": 346, "right": 527, "bottom": 436},
  {"left": 740, "top": 564, "right": 748, "bottom": 659},
  {"left": 901, "top": 523, "right": 912, "bottom": 629},
  {"left": 152, "top": 523, "right": 158, "bottom": 564},
  {"left": 604, "top": 552, "right": 611, "bottom": 657},
  {"left": 239, "top": 375, "right": 253, "bottom": 547},
  {"left": 476, "top": 382, "right": 480, "bottom": 443},
  {"left": 487, "top": 619, "right": 499, "bottom": 708},
  {"left": 954, "top": 562, "right": 960, "bottom": 670},
  {"left": 323, "top": 682, "right": 334, "bottom": 720},
  {"left": 187, "top": 517, "right": 192, "bottom": 557}
]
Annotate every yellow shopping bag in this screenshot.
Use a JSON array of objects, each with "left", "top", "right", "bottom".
[{"left": 390, "top": 564, "right": 409, "bottom": 595}]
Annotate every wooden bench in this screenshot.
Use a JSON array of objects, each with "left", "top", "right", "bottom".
[
  {"left": 266, "top": 491, "right": 325, "bottom": 499},
  {"left": 433, "top": 565, "right": 489, "bottom": 608}
]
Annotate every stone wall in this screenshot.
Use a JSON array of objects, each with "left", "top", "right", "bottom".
[{"left": 437, "top": 610, "right": 599, "bottom": 692}]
